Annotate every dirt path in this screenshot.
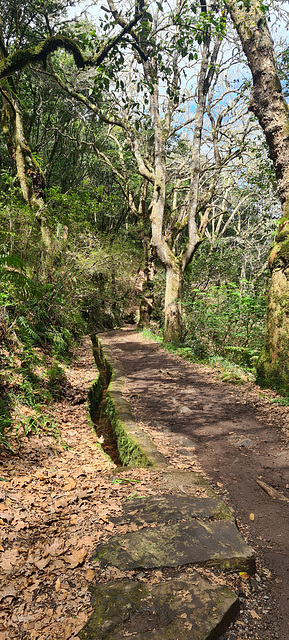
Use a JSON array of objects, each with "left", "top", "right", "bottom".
[{"left": 100, "top": 327, "right": 289, "bottom": 639}]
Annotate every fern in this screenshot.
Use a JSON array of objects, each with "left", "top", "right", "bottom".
[{"left": 0, "top": 254, "right": 35, "bottom": 294}]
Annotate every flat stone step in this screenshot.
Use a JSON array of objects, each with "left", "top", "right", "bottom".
[
  {"left": 79, "top": 573, "right": 240, "bottom": 640},
  {"left": 112, "top": 494, "right": 233, "bottom": 526},
  {"left": 95, "top": 519, "right": 255, "bottom": 573}
]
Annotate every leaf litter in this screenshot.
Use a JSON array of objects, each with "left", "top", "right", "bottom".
[
  {"left": 0, "top": 338, "right": 153, "bottom": 640},
  {"left": 1, "top": 333, "right": 286, "bottom": 640}
]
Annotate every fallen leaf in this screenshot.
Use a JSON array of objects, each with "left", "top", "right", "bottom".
[
  {"left": 70, "top": 514, "right": 78, "bottom": 524},
  {"left": 77, "top": 535, "right": 93, "bottom": 547},
  {"left": 64, "top": 547, "right": 87, "bottom": 568},
  {"left": 55, "top": 578, "right": 61, "bottom": 592},
  {"left": 0, "top": 585, "right": 17, "bottom": 600},
  {"left": 239, "top": 572, "right": 250, "bottom": 580},
  {"left": 250, "top": 610, "right": 261, "bottom": 619},
  {"left": 0, "top": 511, "right": 13, "bottom": 522},
  {"left": 85, "top": 568, "right": 95, "bottom": 581},
  {"left": 35, "top": 471, "right": 46, "bottom": 480},
  {"left": 11, "top": 476, "right": 32, "bottom": 488},
  {"left": 0, "top": 548, "right": 19, "bottom": 571},
  {"left": 54, "top": 497, "right": 69, "bottom": 509},
  {"left": 34, "top": 556, "right": 50, "bottom": 570},
  {"left": 14, "top": 520, "right": 27, "bottom": 531},
  {"left": 249, "top": 513, "right": 255, "bottom": 521},
  {"left": 46, "top": 538, "right": 65, "bottom": 556},
  {"left": 63, "top": 477, "right": 76, "bottom": 491}
]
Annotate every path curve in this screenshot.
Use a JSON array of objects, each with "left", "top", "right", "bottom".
[{"left": 100, "top": 327, "right": 289, "bottom": 639}]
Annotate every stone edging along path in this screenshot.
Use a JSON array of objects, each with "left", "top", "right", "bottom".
[{"left": 79, "top": 334, "right": 256, "bottom": 640}]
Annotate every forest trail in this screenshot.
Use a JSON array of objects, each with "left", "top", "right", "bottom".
[
  {"left": 99, "top": 326, "right": 289, "bottom": 639},
  {"left": 1, "top": 330, "right": 289, "bottom": 640}
]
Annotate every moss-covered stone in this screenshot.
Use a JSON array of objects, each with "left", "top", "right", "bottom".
[
  {"left": 105, "top": 394, "right": 153, "bottom": 467},
  {"left": 90, "top": 335, "right": 165, "bottom": 467},
  {"left": 79, "top": 575, "right": 239, "bottom": 640},
  {"left": 94, "top": 519, "right": 255, "bottom": 574}
]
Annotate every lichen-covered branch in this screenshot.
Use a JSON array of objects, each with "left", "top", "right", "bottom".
[
  {"left": 0, "top": 36, "right": 85, "bottom": 79},
  {"left": 0, "top": 12, "right": 144, "bottom": 80}
]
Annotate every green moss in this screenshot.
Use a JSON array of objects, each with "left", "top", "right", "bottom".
[
  {"left": 79, "top": 582, "right": 146, "bottom": 640},
  {"left": 1, "top": 35, "right": 85, "bottom": 79},
  {"left": 89, "top": 335, "right": 155, "bottom": 468},
  {"left": 88, "top": 376, "right": 103, "bottom": 420},
  {"left": 106, "top": 395, "right": 152, "bottom": 467}
]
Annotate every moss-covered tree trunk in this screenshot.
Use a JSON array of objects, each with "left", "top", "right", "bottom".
[
  {"left": 228, "top": 0, "right": 289, "bottom": 393},
  {"left": 164, "top": 265, "right": 183, "bottom": 343}
]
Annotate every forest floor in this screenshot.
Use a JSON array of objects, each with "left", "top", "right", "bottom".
[{"left": 0, "top": 328, "right": 288, "bottom": 640}]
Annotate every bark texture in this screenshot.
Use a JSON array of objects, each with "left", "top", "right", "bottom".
[
  {"left": 228, "top": 0, "right": 289, "bottom": 393},
  {"left": 147, "top": 38, "right": 217, "bottom": 344},
  {"left": 164, "top": 266, "right": 183, "bottom": 343}
]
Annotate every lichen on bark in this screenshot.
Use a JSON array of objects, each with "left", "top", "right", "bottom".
[
  {"left": 228, "top": 0, "right": 289, "bottom": 394},
  {"left": 0, "top": 35, "right": 85, "bottom": 79}
]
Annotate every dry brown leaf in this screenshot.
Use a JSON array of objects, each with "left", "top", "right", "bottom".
[
  {"left": 0, "top": 510, "right": 13, "bottom": 522},
  {"left": 13, "top": 520, "right": 27, "bottom": 531},
  {"left": 0, "top": 548, "right": 19, "bottom": 571},
  {"left": 77, "top": 536, "right": 93, "bottom": 547},
  {"left": 64, "top": 547, "right": 87, "bottom": 568},
  {"left": 11, "top": 475, "right": 32, "bottom": 488},
  {"left": 26, "top": 580, "right": 41, "bottom": 593},
  {"left": 85, "top": 568, "right": 95, "bottom": 581},
  {"left": 73, "top": 611, "right": 89, "bottom": 633},
  {"left": 47, "top": 538, "right": 65, "bottom": 556},
  {"left": 34, "top": 556, "right": 50, "bottom": 570},
  {"left": 250, "top": 610, "right": 261, "bottom": 619},
  {"left": 0, "top": 585, "right": 17, "bottom": 600},
  {"left": 35, "top": 471, "right": 46, "bottom": 480},
  {"left": 55, "top": 577, "right": 61, "bottom": 592},
  {"left": 63, "top": 477, "right": 76, "bottom": 491},
  {"left": 70, "top": 514, "right": 79, "bottom": 524},
  {"left": 54, "top": 497, "right": 70, "bottom": 509}
]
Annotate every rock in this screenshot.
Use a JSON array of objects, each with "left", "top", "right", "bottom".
[
  {"left": 95, "top": 519, "right": 255, "bottom": 574},
  {"left": 79, "top": 573, "right": 240, "bottom": 640}
]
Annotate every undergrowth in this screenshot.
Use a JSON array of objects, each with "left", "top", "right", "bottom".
[
  {"left": 140, "top": 328, "right": 255, "bottom": 384},
  {"left": 259, "top": 393, "right": 289, "bottom": 406}
]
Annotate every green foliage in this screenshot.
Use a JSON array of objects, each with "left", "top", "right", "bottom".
[{"left": 183, "top": 281, "right": 266, "bottom": 365}]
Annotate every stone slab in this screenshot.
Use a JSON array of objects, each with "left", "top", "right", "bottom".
[
  {"left": 112, "top": 495, "right": 233, "bottom": 526},
  {"left": 79, "top": 573, "right": 240, "bottom": 640},
  {"left": 95, "top": 519, "right": 255, "bottom": 573},
  {"left": 153, "top": 470, "right": 216, "bottom": 495}
]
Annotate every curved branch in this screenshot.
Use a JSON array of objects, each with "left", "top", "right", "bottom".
[
  {"left": 0, "top": 35, "right": 85, "bottom": 79},
  {"left": 0, "top": 12, "right": 144, "bottom": 80}
]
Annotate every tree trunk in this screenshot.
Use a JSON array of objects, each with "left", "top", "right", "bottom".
[
  {"left": 228, "top": 0, "right": 289, "bottom": 393},
  {"left": 164, "top": 265, "right": 183, "bottom": 344},
  {"left": 137, "top": 241, "right": 155, "bottom": 330}
]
